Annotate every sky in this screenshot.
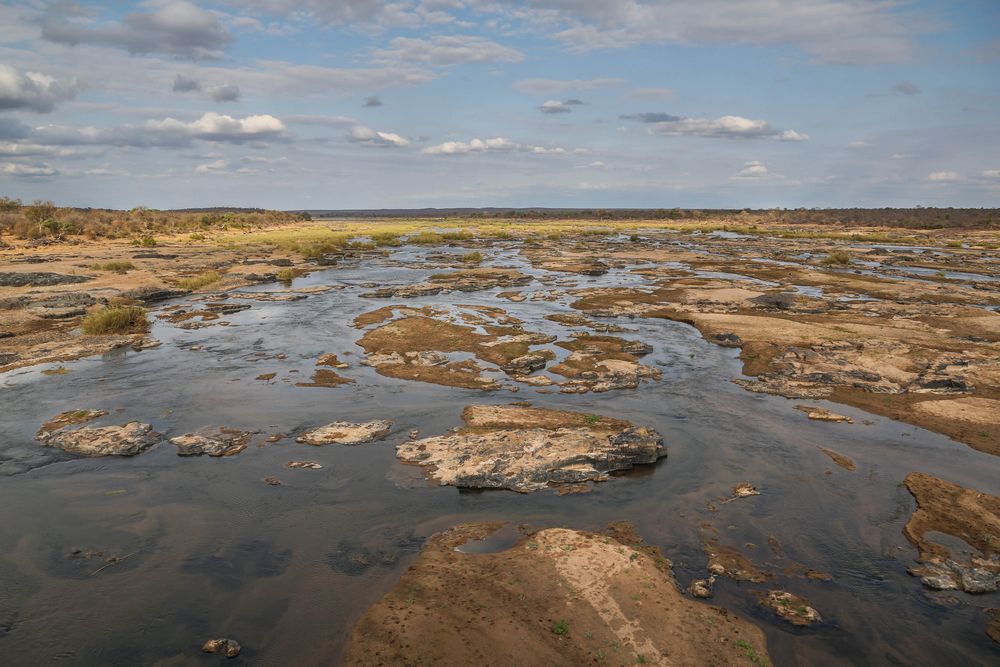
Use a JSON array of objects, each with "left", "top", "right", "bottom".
[{"left": 0, "top": 0, "right": 998, "bottom": 210}]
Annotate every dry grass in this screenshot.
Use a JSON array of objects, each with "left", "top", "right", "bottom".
[
  {"left": 176, "top": 270, "right": 223, "bottom": 290},
  {"left": 89, "top": 261, "right": 135, "bottom": 273},
  {"left": 461, "top": 251, "right": 483, "bottom": 265},
  {"left": 81, "top": 306, "right": 148, "bottom": 335}
]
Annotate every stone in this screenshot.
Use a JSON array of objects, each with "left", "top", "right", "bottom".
[
  {"left": 202, "top": 638, "right": 241, "bottom": 658},
  {"left": 759, "top": 590, "right": 821, "bottom": 626},
  {"left": 169, "top": 428, "right": 256, "bottom": 457},
  {"left": 37, "top": 422, "right": 160, "bottom": 457},
  {"left": 297, "top": 420, "right": 393, "bottom": 446}
]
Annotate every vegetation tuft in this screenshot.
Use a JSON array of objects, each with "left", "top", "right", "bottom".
[{"left": 81, "top": 306, "right": 148, "bottom": 335}]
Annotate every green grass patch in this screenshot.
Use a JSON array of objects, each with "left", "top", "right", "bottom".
[
  {"left": 408, "top": 231, "right": 445, "bottom": 245},
  {"left": 81, "top": 306, "right": 148, "bottom": 335}
]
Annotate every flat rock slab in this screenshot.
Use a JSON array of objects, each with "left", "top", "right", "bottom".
[
  {"left": 37, "top": 422, "right": 161, "bottom": 457},
  {"left": 297, "top": 420, "right": 392, "bottom": 446},
  {"left": 0, "top": 272, "right": 91, "bottom": 287},
  {"left": 396, "top": 404, "right": 664, "bottom": 492},
  {"left": 169, "top": 428, "right": 256, "bottom": 457}
]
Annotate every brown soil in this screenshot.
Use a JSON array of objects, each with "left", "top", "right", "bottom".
[
  {"left": 902, "top": 472, "right": 1000, "bottom": 563},
  {"left": 343, "top": 523, "right": 771, "bottom": 666}
]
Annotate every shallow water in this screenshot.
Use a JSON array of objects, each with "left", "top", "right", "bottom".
[{"left": 2, "top": 245, "right": 999, "bottom": 665}]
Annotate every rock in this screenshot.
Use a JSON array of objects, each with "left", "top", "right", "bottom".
[
  {"left": 36, "top": 409, "right": 107, "bottom": 437},
  {"left": 286, "top": 461, "right": 323, "bottom": 469},
  {"left": 297, "top": 420, "right": 393, "bottom": 446},
  {"left": 795, "top": 405, "right": 854, "bottom": 423},
  {"left": 909, "top": 558, "right": 1000, "bottom": 593},
  {"left": 501, "top": 353, "right": 548, "bottom": 374},
  {"left": 759, "top": 590, "right": 821, "bottom": 626},
  {"left": 343, "top": 523, "right": 771, "bottom": 666},
  {"left": 263, "top": 476, "right": 282, "bottom": 486},
  {"left": 119, "top": 287, "right": 188, "bottom": 303},
  {"left": 0, "top": 272, "right": 91, "bottom": 287},
  {"left": 987, "top": 609, "right": 1000, "bottom": 644},
  {"left": 731, "top": 483, "right": 760, "bottom": 498},
  {"left": 396, "top": 405, "right": 664, "bottom": 493},
  {"left": 169, "top": 428, "right": 256, "bottom": 457},
  {"left": 202, "top": 638, "right": 241, "bottom": 658},
  {"left": 37, "top": 422, "right": 160, "bottom": 457},
  {"left": 688, "top": 576, "right": 715, "bottom": 598}
]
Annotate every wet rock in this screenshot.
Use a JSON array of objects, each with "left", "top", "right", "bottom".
[
  {"left": 361, "top": 283, "right": 443, "bottom": 298},
  {"left": 131, "top": 252, "right": 177, "bottom": 259},
  {"left": 317, "top": 353, "right": 349, "bottom": 368},
  {"left": 759, "top": 590, "right": 821, "bottom": 626},
  {"left": 688, "top": 575, "right": 715, "bottom": 598},
  {"left": 297, "top": 420, "right": 392, "bottom": 446},
  {"left": 263, "top": 476, "right": 282, "bottom": 486},
  {"left": 202, "top": 638, "right": 241, "bottom": 658},
  {"left": 169, "top": 428, "right": 255, "bottom": 457},
  {"left": 750, "top": 292, "right": 796, "bottom": 310},
  {"left": 286, "top": 461, "right": 322, "bottom": 469},
  {"left": 36, "top": 409, "right": 107, "bottom": 438},
  {"left": 819, "top": 447, "right": 856, "bottom": 471},
  {"left": 396, "top": 404, "right": 664, "bottom": 493},
  {"left": 119, "top": 287, "right": 189, "bottom": 303},
  {"left": 0, "top": 272, "right": 91, "bottom": 287},
  {"left": 987, "top": 609, "right": 1000, "bottom": 644},
  {"left": 712, "top": 332, "right": 742, "bottom": 347},
  {"left": 909, "top": 559, "right": 1000, "bottom": 593},
  {"left": 731, "top": 483, "right": 760, "bottom": 498},
  {"left": 37, "top": 422, "right": 161, "bottom": 457},
  {"left": 795, "top": 405, "right": 854, "bottom": 423},
  {"left": 501, "top": 353, "right": 548, "bottom": 374}
]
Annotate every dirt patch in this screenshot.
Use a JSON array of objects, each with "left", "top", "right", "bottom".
[
  {"left": 396, "top": 404, "right": 664, "bottom": 492},
  {"left": 903, "top": 472, "right": 1000, "bottom": 593},
  {"left": 343, "top": 523, "right": 770, "bottom": 666}
]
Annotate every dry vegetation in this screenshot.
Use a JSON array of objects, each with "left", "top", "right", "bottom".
[{"left": 81, "top": 306, "right": 148, "bottom": 335}]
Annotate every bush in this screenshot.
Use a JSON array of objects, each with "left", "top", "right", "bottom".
[
  {"left": 820, "top": 251, "right": 851, "bottom": 265},
  {"left": 277, "top": 268, "right": 297, "bottom": 283},
  {"left": 81, "top": 306, "right": 148, "bottom": 335},
  {"left": 371, "top": 231, "right": 402, "bottom": 247},
  {"left": 90, "top": 261, "right": 135, "bottom": 273},
  {"left": 131, "top": 235, "right": 157, "bottom": 247},
  {"left": 176, "top": 270, "right": 222, "bottom": 290},
  {"left": 408, "top": 231, "right": 444, "bottom": 245},
  {"left": 461, "top": 251, "right": 483, "bottom": 265}
]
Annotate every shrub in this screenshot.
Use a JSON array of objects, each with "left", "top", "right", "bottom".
[
  {"left": 189, "top": 232, "right": 206, "bottom": 241},
  {"left": 441, "top": 229, "right": 473, "bottom": 241},
  {"left": 81, "top": 306, "right": 148, "bottom": 335},
  {"left": 131, "top": 235, "right": 157, "bottom": 247},
  {"left": 90, "top": 261, "right": 135, "bottom": 273},
  {"left": 820, "top": 251, "right": 851, "bottom": 265},
  {"left": 461, "top": 251, "right": 483, "bottom": 265},
  {"left": 371, "top": 231, "right": 402, "bottom": 247},
  {"left": 277, "top": 268, "right": 297, "bottom": 283},
  {"left": 176, "top": 270, "right": 222, "bottom": 290}
]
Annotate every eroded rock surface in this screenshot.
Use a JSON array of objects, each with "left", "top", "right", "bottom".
[
  {"left": 36, "top": 421, "right": 161, "bottom": 457},
  {"left": 758, "top": 590, "right": 822, "bottom": 626},
  {"left": 396, "top": 404, "right": 664, "bottom": 492},
  {"left": 297, "top": 420, "right": 392, "bottom": 446},
  {"left": 344, "top": 523, "right": 770, "bottom": 666},
  {"left": 169, "top": 428, "right": 256, "bottom": 457}
]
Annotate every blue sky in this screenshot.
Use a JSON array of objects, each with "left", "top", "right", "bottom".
[{"left": 0, "top": 0, "right": 998, "bottom": 209}]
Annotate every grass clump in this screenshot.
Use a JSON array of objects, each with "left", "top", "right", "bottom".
[
  {"left": 461, "top": 251, "right": 483, "bottom": 265},
  {"left": 276, "top": 268, "right": 298, "bottom": 283},
  {"left": 441, "top": 229, "right": 474, "bottom": 241},
  {"left": 89, "top": 261, "right": 135, "bottom": 273},
  {"left": 176, "top": 270, "right": 222, "bottom": 290},
  {"left": 131, "top": 235, "right": 157, "bottom": 247},
  {"left": 820, "top": 251, "right": 852, "bottom": 265},
  {"left": 408, "top": 231, "right": 444, "bottom": 245},
  {"left": 81, "top": 306, "right": 148, "bottom": 335},
  {"left": 371, "top": 231, "right": 402, "bottom": 247},
  {"left": 551, "top": 620, "right": 569, "bottom": 635}
]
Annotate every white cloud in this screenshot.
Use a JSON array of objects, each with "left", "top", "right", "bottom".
[
  {"left": 848, "top": 140, "right": 871, "bottom": 148},
  {"left": 2, "top": 162, "right": 57, "bottom": 177},
  {"left": 41, "top": 1, "right": 233, "bottom": 60},
  {"left": 195, "top": 159, "right": 229, "bottom": 173},
  {"left": 982, "top": 169, "right": 1000, "bottom": 179},
  {"left": 731, "top": 160, "right": 769, "bottom": 180},
  {"left": 539, "top": 100, "right": 572, "bottom": 114},
  {"left": 349, "top": 125, "right": 410, "bottom": 147},
  {"left": 927, "top": 170, "right": 961, "bottom": 182},
  {"left": 0, "top": 64, "right": 80, "bottom": 113},
  {"left": 626, "top": 114, "right": 807, "bottom": 141},
  {"left": 372, "top": 35, "right": 523, "bottom": 66},
  {"left": 513, "top": 77, "right": 623, "bottom": 94},
  {"left": 422, "top": 137, "right": 517, "bottom": 155}
]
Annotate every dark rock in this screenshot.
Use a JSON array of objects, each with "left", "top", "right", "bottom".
[
  {"left": 712, "top": 332, "right": 742, "bottom": 347},
  {"left": 0, "top": 272, "right": 91, "bottom": 287},
  {"left": 131, "top": 252, "right": 177, "bottom": 259},
  {"left": 202, "top": 638, "right": 241, "bottom": 658},
  {"left": 119, "top": 287, "right": 189, "bottom": 303}
]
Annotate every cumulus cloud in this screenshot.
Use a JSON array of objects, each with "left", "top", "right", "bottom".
[
  {"left": 195, "top": 159, "right": 228, "bottom": 173},
  {"left": 927, "top": 170, "right": 960, "bottom": 182},
  {"left": 2, "top": 162, "right": 57, "bottom": 177},
  {"left": 983, "top": 169, "right": 1000, "bottom": 179},
  {"left": 540, "top": 100, "right": 572, "bottom": 114},
  {"left": 731, "top": 160, "right": 769, "bottom": 180},
  {"left": 349, "top": 125, "right": 409, "bottom": 147},
  {"left": 422, "top": 137, "right": 568, "bottom": 155},
  {"left": 372, "top": 35, "right": 523, "bottom": 65},
  {"left": 172, "top": 74, "right": 201, "bottom": 92},
  {"left": 207, "top": 84, "right": 241, "bottom": 102},
  {"left": 0, "top": 65, "right": 80, "bottom": 113},
  {"left": 892, "top": 80, "right": 921, "bottom": 96},
  {"left": 30, "top": 112, "right": 289, "bottom": 148},
  {"left": 41, "top": 1, "right": 233, "bottom": 60},
  {"left": 363, "top": 95, "right": 383, "bottom": 108},
  {"left": 622, "top": 113, "right": 807, "bottom": 141},
  {"left": 513, "top": 77, "right": 622, "bottom": 94}
]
